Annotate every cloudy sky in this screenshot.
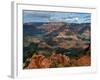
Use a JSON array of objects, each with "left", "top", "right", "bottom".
[{"left": 23, "top": 10, "right": 91, "bottom": 23}]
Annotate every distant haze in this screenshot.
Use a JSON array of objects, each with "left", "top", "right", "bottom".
[{"left": 23, "top": 10, "right": 91, "bottom": 23}]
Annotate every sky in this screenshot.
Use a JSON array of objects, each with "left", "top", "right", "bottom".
[{"left": 23, "top": 10, "right": 91, "bottom": 23}]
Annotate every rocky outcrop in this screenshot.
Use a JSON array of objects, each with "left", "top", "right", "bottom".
[{"left": 25, "top": 53, "right": 71, "bottom": 69}]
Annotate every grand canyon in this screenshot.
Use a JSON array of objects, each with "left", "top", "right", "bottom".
[{"left": 23, "top": 21, "right": 91, "bottom": 69}]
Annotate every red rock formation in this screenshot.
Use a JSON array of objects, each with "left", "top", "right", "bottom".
[{"left": 77, "top": 55, "right": 91, "bottom": 66}]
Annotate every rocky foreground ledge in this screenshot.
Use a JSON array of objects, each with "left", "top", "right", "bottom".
[{"left": 23, "top": 53, "right": 90, "bottom": 69}]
